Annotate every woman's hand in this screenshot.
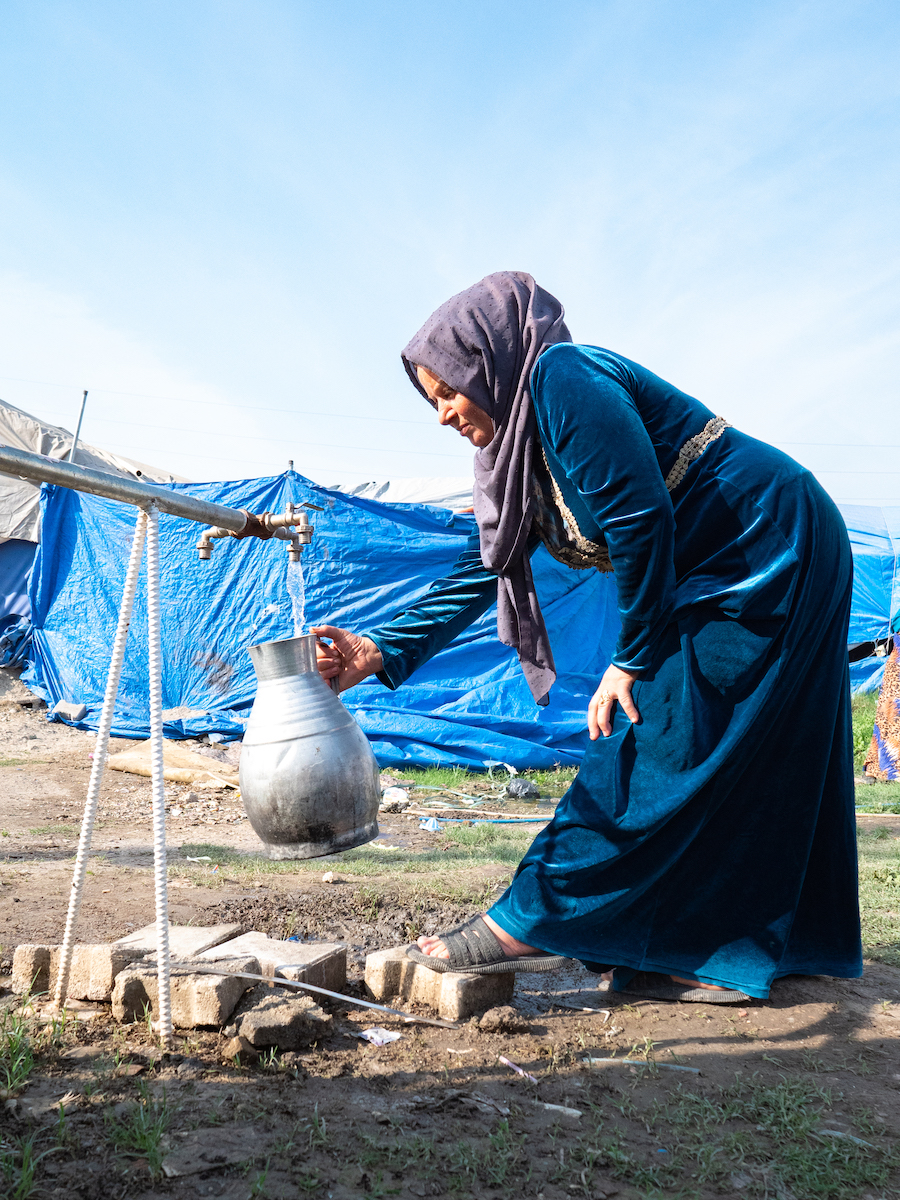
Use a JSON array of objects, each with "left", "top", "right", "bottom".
[
  {"left": 310, "top": 625, "right": 384, "bottom": 693},
  {"left": 588, "top": 665, "right": 641, "bottom": 740}
]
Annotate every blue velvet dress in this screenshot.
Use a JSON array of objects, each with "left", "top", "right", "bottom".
[{"left": 367, "top": 344, "right": 862, "bottom": 998}]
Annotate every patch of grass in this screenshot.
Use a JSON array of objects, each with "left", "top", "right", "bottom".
[
  {"left": 105, "top": 1082, "right": 170, "bottom": 1179},
  {"left": 856, "top": 781, "right": 900, "bottom": 814},
  {"left": 169, "top": 825, "right": 536, "bottom": 889},
  {"left": 0, "top": 1130, "right": 54, "bottom": 1200},
  {"left": 852, "top": 691, "right": 879, "bottom": 773},
  {"left": 0, "top": 1004, "right": 36, "bottom": 1096},
  {"left": 27, "top": 824, "right": 80, "bottom": 838},
  {"left": 389, "top": 763, "right": 577, "bottom": 797},
  {"left": 858, "top": 825, "right": 900, "bottom": 966},
  {"left": 0, "top": 759, "right": 29, "bottom": 767},
  {"left": 350, "top": 1075, "right": 897, "bottom": 1199}
]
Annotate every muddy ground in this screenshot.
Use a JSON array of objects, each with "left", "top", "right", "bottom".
[{"left": 1, "top": 683, "right": 899, "bottom": 1199}]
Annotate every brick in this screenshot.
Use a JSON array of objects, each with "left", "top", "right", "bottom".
[
  {"left": 12, "top": 943, "right": 154, "bottom": 1001},
  {"left": 111, "top": 954, "right": 259, "bottom": 1028},
  {"left": 51, "top": 700, "right": 88, "bottom": 722},
  {"left": 113, "top": 923, "right": 243, "bottom": 957},
  {"left": 200, "top": 932, "right": 346, "bottom": 991},
  {"left": 364, "top": 947, "right": 514, "bottom": 1021},
  {"left": 11, "top": 945, "right": 53, "bottom": 995},
  {"left": 236, "top": 991, "right": 332, "bottom": 1050}
]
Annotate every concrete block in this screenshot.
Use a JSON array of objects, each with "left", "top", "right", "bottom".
[
  {"left": 236, "top": 992, "right": 332, "bottom": 1050},
  {"left": 111, "top": 954, "right": 259, "bottom": 1028},
  {"left": 66, "top": 944, "right": 148, "bottom": 1001},
  {"left": 365, "top": 946, "right": 514, "bottom": 1021},
  {"left": 11, "top": 945, "right": 53, "bottom": 995},
  {"left": 200, "top": 932, "right": 346, "bottom": 991},
  {"left": 12, "top": 944, "right": 148, "bottom": 1001},
  {"left": 113, "top": 923, "right": 243, "bottom": 957},
  {"left": 51, "top": 700, "right": 88, "bottom": 722}
]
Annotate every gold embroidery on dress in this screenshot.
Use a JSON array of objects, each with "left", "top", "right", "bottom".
[{"left": 532, "top": 417, "right": 730, "bottom": 574}]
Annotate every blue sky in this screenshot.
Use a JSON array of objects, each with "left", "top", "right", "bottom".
[{"left": 0, "top": 1, "right": 898, "bottom": 500}]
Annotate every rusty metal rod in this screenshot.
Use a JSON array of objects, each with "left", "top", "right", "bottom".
[{"left": 181, "top": 962, "right": 459, "bottom": 1029}]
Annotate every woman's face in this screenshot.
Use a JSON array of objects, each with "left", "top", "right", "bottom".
[{"left": 416, "top": 366, "right": 495, "bottom": 448}]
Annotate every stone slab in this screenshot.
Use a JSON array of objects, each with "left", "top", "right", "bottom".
[
  {"left": 364, "top": 946, "right": 514, "bottom": 1021},
  {"left": 235, "top": 991, "right": 332, "bottom": 1050},
  {"left": 200, "top": 932, "right": 346, "bottom": 991},
  {"left": 12, "top": 943, "right": 146, "bottom": 1000},
  {"left": 111, "top": 954, "right": 259, "bottom": 1028},
  {"left": 113, "top": 923, "right": 243, "bottom": 957}
]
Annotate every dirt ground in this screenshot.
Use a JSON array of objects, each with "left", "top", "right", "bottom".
[{"left": 1, "top": 682, "right": 899, "bottom": 1200}]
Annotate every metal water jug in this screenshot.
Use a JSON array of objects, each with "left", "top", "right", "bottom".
[{"left": 240, "top": 634, "right": 380, "bottom": 859}]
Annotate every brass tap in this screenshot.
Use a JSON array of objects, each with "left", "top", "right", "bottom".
[{"left": 197, "top": 501, "right": 323, "bottom": 561}]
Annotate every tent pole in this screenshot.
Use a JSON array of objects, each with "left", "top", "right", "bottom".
[{"left": 67, "top": 390, "right": 88, "bottom": 464}]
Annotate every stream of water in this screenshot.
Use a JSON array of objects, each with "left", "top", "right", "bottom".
[{"left": 286, "top": 556, "right": 307, "bottom": 635}]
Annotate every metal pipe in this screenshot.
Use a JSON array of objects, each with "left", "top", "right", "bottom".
[
  {"left": 67, "top": 390, "right": 88, "bottom": 464},
  {"left": 0, "top": 443, "right": 248, "bottom": 533}
]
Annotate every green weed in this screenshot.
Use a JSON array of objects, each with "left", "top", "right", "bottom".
[
  {"left": 0, "top": 1130, "right": 55, "bottom": 1200},
  {"left": 0, "top": 1005, "right": 35, "bottom": 1095},
  {"left": 105, "top": 1082, "right": 170, "bottom": 1178}
]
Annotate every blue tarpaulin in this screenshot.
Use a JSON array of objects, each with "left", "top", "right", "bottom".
[
  {"left": 838, "top": 504, "right": 900, "bottom": 694},
  {"left": 23, "top": 472, "right": 620, "bottom": 769},
  {"left": 19, "top": 477, "right": 900, "bottom": 760}
]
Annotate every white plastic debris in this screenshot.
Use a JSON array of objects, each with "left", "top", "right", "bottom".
[
  {"left": 356, "top": 1027, "right": 402, "bottom": 1046},
  {"left": 498, "top": 1055, "right": 538, "bottom": 1083},
  {"left": 322, "top": 871, "right": 335, "bottom": 883},
  {"left": 535, "top": 1101, "right": 582, "bottom": 1118},
  {"left": 379, "top": 787, "right": 410, "bottom": 813}
]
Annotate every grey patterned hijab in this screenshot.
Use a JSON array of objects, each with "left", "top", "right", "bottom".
[{"left": 402, "top": 271, "right": 572, "bottom": 705}]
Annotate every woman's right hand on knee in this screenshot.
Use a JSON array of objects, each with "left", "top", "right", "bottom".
[{"left": 310, "top": 625, "right": 383, "bottom": 693}]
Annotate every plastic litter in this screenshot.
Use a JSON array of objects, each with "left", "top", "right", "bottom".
[
  {"left": 322, "top": 871, "right": 335, "bottom": 883},
  {"left": 505, "top": 778, "right": 541, "bottom": 799},
  {"left": 498, "top": 1055, "right": 538, "bottom": 1084},
  {"left": 356, "top": 1027, "right": 402, "bottom": 1046},
  {"left": 380, "top": 787, "right": 410, "bottom": 812},
  {"left": 484, "top": 760, "right": 518, "bottom": 777},
  {"left": 814, "top": 1129, "right": 874, "bottom": 1148},
  {"left": 586, "top": 1057, "right": 701, "bottom": 1074},
  {"left": 535, "top": 1101, "right": 582, "bottom": 1118},
  {"left": 419, "top": 817, "right": 442, "bottom": 832},
  {"left": 185, "top": 855, "right": 212, "bottom": 863}
]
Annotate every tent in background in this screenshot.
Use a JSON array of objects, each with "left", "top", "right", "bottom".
[
  {"left": 334, "top": 476, "right": 474, "bottom": 511},
  {"left": 838, "top": 505, "right": 900, "bottom": 693},
  {"left": 23, "top": 470, "right": 620, "bottom": 769},
  {"left": 0, "top": 398, "right": 187, "bottom": 624}
]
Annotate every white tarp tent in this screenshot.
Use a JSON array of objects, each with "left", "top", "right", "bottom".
[
  {"left": 0, "top": 398, "right": 187, "bottom": 543},
  {"left": 333, "top": 475, "right": 474, "bottom": 511}
]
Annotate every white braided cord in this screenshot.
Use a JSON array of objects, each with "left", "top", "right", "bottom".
[
  {"left": 146, "top": 504, "right": 174, "bottom": 1047},
  {"left": 54, "top": 511, "right": 148, "bottom": 1008}
]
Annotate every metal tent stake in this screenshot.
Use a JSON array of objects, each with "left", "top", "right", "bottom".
[{"left": 53, "top": 504, "right": 174, "bottom": 1048}]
